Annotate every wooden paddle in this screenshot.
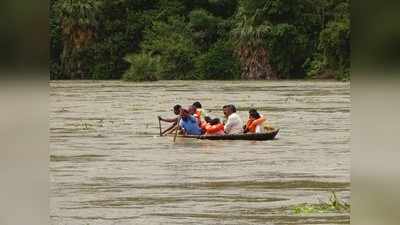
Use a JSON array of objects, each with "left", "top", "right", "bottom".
[
  {"left": 158, "top": 116, "right": 162, "bottom": 136},
  {"left": 173, "top": 117, "right": 181, "bottom": 142}
]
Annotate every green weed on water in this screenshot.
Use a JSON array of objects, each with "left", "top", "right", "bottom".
[{"left": 292, "top": 192, "right": 350, "bottom": 214}]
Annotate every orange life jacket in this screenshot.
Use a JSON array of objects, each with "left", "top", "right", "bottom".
[
  {"left": 200, "top": 120, "right": 208, "bottom": 130},
  {"left": 245, "top": 116, "right": 266, "bottom": 133},
  {"left": 191, "top": 111, "right": 202, "bottom": 127},
  {"left": 205, "top": 123, "right": 224, "bottom": 135},
  {"left": 195, "top": 110, "right": 201, "bottom": 119}
]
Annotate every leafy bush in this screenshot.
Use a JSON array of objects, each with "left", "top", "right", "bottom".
[
  {"left": 92, "top": 60, "right": 129, "bottom": 80},
  {"left": 304, "top": 9, "right": 350, "bottom": 81},
  {"left": 90, "top": 33, "right": 130, "bottom": 80},
  {"left": 207, "top": 0, "right": 238, "bottom": 18},
  {"left": 304, "top": 54, "right": 349, "bottom": 81},
  {"left": 188, "top": 9, "right": 222, "bottom": 51},
  {"left": 266, "top": 23, "right": 308, "bottom": 79},
  {"left": 305, "top": 56, "right": 324, "bottom": 79},
  {"left": 122, "top": 53, "right": 161, "bottom": 81},
  {"left": 304, "top": 54, "right": 332, "bottom": 79},
  {"left": 195, "top": 40, "right": 240, "bottom": 80},
  {"left": 50, "top": 62, "right": 63, "bottom": 80},
  {"left": 141, "top": 17, "right": 198, "bottom": 80},
  {"left": 319, "top": 19, "right": 350, "bottom": 80},
  {"left": 336, "top": 67, "right": 350, "bottom": 81}
]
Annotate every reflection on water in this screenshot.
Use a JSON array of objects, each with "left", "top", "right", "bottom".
[{"left": 50, "top": 80, "right": 350, "bottom": 225}]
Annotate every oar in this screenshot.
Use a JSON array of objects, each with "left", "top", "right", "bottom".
[
  {"left": 173, "top": 117, "right": 181, "bottom": 142},
  {"left": 158, "top": 116, "right": 162, "bottom": 136}
]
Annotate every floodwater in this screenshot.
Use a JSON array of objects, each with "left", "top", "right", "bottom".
[{"left": 50, "top": 80, "right": 350, "bottom": 225}]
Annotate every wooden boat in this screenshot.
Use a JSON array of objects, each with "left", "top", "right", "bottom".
[{"left": 179, "top": 129, "right": 279, "bottom": 141}]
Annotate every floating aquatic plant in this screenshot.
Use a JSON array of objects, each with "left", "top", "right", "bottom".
[{"left": 292, "top": 192, "right": 350, "bottom": 214}]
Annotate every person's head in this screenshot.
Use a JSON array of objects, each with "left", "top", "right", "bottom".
[
  {"left": 249, "top": 108, "right": 260, "bottom": 119},
  {"left": 223, "top": 105, "right": 230, "bottom": 117},
  {"left": 223, "top": 104, "right": 236, "bottom": 117},
  {"left": 249, "top": 108, "right": 257, "bottom": 115},
  {"left": 204, "top": 116, "right": 212, "bottom": 123},
  {"left": 192, "top": 101, "right": 202, "bottom": 109},
  {"left": 188, "top": 105, "right": 197, "bottom": 115},
  {"left": 210, "top": 118, "right": 220, "bottom": 125},
  {"left": 230, "top": 104, "right": 237, "bottom": 113},
  {"left": 180, "top": 108, "right": 190, "bottom": 118},
  {"left": 223, "top": 105, "right": 232, "bottom": 117},
  {"left": 173, "top": 104, "right": 182, "bottom": 115}
]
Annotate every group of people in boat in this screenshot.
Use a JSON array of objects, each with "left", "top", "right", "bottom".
[{"left": 158, "top": 102, "right": 270, "bottom": 136}]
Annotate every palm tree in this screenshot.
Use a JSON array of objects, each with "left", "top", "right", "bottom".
[
  {"left": 231, "top": 6, "right": 277, "bottom": 80},
  {"left": 55, "top": 0, "right": 100, "bottom": 79}
]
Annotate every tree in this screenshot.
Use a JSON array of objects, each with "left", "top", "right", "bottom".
[
  {"left": 49, "top": 0, "right": 350, "bottom": 81},
  {"left": 55, "top": 0, "right": 100, "bottom": 79},
  {"left": 188, "top": 9, "right": 222, "bottom": 51},
  {"left": 231, "top": 6, "right": 277, "bottom": 80},
  {"left": 195, "top": 40, "right": 240, "bottom": 80},
  {"left": 141, "top": 17, "right": 198, "bottom": 79}
]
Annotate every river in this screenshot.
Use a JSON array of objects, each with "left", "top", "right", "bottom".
[{"left": 50, "top": 80, "right": 350, "bottom": 225}]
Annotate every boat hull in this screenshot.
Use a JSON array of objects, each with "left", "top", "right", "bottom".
[{"left": 182, "top": 129, "right": 279, "bottom": 141}]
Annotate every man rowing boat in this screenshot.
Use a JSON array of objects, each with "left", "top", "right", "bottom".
[
  {"left": 158, "top": 104, "right": 181, "bottom": 135},
  {"left": 158, "top": 102, "right": 207, "bottom": 136},
  {"left": 179, "top": 108, "right": 202, "bottom": 135}
]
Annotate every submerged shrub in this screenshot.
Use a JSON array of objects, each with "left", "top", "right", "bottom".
[
  {"left": 292, "top": 192, "right": 350, "bottom": 214},
  {"left": 123, "top": 53, "right": 161, "bottom": 81}
]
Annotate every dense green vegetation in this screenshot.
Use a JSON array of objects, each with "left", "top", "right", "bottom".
[{"left": 50, "top": 0, "right": 350, "bottom": 81}]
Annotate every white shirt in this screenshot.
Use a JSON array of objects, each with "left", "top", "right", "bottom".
[
  {"left": 255, "top": 124, "right": 265, "bottom": 133},
  {"left": 255, "top": 114, "right": 266, "bottom": 133},
  {"left": 224, "top": 113, "right": 243, "bottom": 134}
]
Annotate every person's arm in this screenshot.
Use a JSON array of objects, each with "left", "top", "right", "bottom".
[
  {"left": 243, "top": 124, "right": 249, "bottom": 133},
  {"left": 158, "top": 116, "right": 178, "bottom": 123},
  {"left": 200, "top": 120, "right": 208, "bottom": 130},
  {"left": 248, "top": 117, "right": 266, "bottom": 131},
  {"left": 206, "top": 124, "right": 224, "bottom": 133},
  {"left": 224, "top": 117, "right": 232, "bottom": 134},
  {"left": 178, "top": 119, "right": 187, "bottom": 135},
  {"left": 161, "top": 121, "right": 178, "bottom": 135},
  {"left": 243, "top": 119, "right": 250, "bottom": 133}
]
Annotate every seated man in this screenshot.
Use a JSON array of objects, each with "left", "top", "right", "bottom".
[
  {"left": 223, "top": 104, "right": 243, "bottom": 134},
  {"left": 179, "top": 108, "right": 202, "bottom": 135},
  {"left": 158, "top": 104, "right": 181, "bottom": 135}
]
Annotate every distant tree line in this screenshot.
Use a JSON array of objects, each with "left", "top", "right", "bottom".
[{"left": 50, "top": 0, "right": 350, "bottom": 81}]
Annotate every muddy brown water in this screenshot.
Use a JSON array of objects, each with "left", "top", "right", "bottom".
[{"left": 50, "top": 80, "right": 350, "bottom": 225}]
